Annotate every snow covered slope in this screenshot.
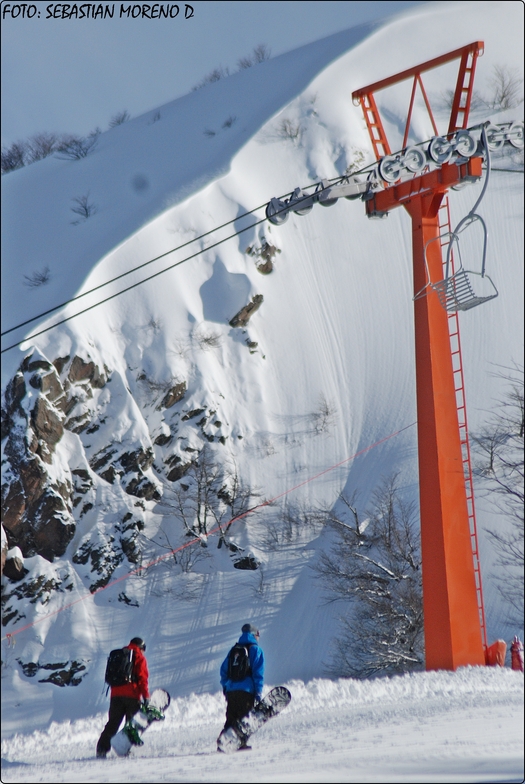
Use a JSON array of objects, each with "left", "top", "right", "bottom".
[
  {"left": 1, "top": 668, "right": 523, "bottom": 783},
  {"left": 1, "top": 0, "right": 523, "bottom": 753}
]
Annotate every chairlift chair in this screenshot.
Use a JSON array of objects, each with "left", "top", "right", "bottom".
[
  {"left": 416, "top": 123, "right": 498, "bottom": 313},
  {"left": 429, "top": 214, "right": 498, "bottom": 312}
]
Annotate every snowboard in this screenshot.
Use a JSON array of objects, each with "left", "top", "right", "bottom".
[
  {"left": 111, "top": 688, "right": 170, "bottom": 757},
  {"left": 217, "top": 686, "right": 291, "bottom": 753}
]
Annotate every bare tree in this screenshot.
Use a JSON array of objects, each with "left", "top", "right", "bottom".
[
  {"left": 1, "top": 141, "right": 27, "bottom": 174},
  {"left": 237, "top": 55, "right": 253, "bottom": 70},
  {"left": 278, "top": 118, "right": 302, "bottom": 143},
  {"left": 252, "top": 44, "right": 271, "bottom": 63},
  {"left": 472, "top": 365, "right": 524, "bottom": 621},
  {"left": 56, "top": 129, "right": 100, "bottom": 160},
  {"left": 71, "top": 193, "right": 97, "bottom": 223},
  {"left": 192, "top": 65, "right": 230, "bottom": 91},
  {"left": 160, "top": 445, "right": 259, "bottom": 541},
  {"left": 261, "top": 500, "right": 324, "bottom": 551},
  {"left": 316, "top": 475, "right": 424, "bottom": 678},
  {"left": 23, "top": 266, "right": 51, "bottom": 288},
  {"left": 26, "top": 132, "right": 61, "bottom": 163},
  {"left": 486, "top": 65, "right": 524, "bottom": 110}
]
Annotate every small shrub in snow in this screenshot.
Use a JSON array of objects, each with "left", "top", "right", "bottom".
[
  {"left": 109, "top": 110, "right": 130, "bottom": 128},
  {"left": 278, "top": 118, "right": 302, "bottom": 143},
  {"left": 192, "top": 65, "right": 230, "bottom": 91},
  {"left": 23, "top": 266, "right": 51, "bottom": 288},
  {"left": 1, "top": 141, "right": 27, "bottom": 174},
  {"left": 56, "top": 129, "right": 100, "bottom": 160},
  {"left": 237, "top": 44, "right": 271, "bottom": 70},
  {"left": 70, "top": 193, "right": 97, "bottom": 223},
  {"left": 193, "top": 44, "right": 271, "bottom": 89}
]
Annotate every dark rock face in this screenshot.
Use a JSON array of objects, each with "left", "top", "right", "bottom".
[
  {"left": 2, "top": 355, "right": 75, "bottom": 562},
  {"left": 90, "top": 445, "right": 160, "bottom": 501},
  {"left": 2, "top": 549, "right": 27, "bottom": 582},
  {"left": 1, "top": 349, "right": 162, "bottom": 563}
]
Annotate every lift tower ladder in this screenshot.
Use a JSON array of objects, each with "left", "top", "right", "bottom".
[{"left": 437, "top": 196, "right": 488, "bottom": 650}]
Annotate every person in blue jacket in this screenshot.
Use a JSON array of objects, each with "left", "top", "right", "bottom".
[{"left": 219, "top": 623, "right": 265, "bottom": 750}]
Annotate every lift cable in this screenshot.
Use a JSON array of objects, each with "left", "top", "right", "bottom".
[
  {"left": 2, "top": 171, "right": 359, "bottom": 340},
  {"left": 1, "top": 175, "right": 362, "bottom": 355},
  {"left": 1, "top": 203, "right": 269, "bottom": 338}
]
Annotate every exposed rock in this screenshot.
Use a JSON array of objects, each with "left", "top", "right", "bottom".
[
  {"left": 154, "top": 432, "right": 172, "bottom": 446},
  {"left": 245, "top": 239, "right": 281, "bottom": 274},
  {"left": 31, "top": 397, "right": 64, "bottom": 463},
  {"left": 182, "top": 407, "right": 206, "bottom": 421},
  {"left": 2, "top": 429, "right": 74, "bottom": 561},
  {"left": 167, "top": 461, "right": 192, "bottom": 482},
  {"left": 90, "top": 445, "right": 160, "bottom": 500},
  {"left": 2, "top": 546, "right": 27, "bottom": 582},
  {"left": 2, "top": 569, "right": 75, "bottom": 627},
  {"left": 2, "top": 353, "right": 75, "bottom": 561},
  {"left": 67, "top": 355, "right": 108, "bottom": 388},
  {"left": 73, "top": 534, "right": 125, "bottom": 592},
  {"left": 233, "top": 555, "right": 260, "bottom": 570},
  {"left": 229, "top": 294, "right": 264, "bottom": 327},
  {"left": 17, "top": 658, "right": 87, "bottom": 686},
  {"left": 159, "top": 381, "right": 186, "bottom": 410}
]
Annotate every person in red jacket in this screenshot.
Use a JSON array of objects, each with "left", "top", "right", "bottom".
[{"left": 96, "top": 637, "right": 150, "bottom": 758}]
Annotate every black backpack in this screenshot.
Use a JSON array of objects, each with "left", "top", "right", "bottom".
[
  {"left": 227, "top": 643, "right": 252, "bottom": 682},
  {"left": 104, "top": 647, "right": 134, "bottom": 688}
]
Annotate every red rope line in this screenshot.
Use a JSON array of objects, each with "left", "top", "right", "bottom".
[{"left": 2, "top": 422, "right": 415, "bottom": 643}]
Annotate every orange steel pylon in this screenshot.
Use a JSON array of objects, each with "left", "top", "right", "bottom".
[{"left": 352, "top": 43, "right": 487, "bottom": 670}]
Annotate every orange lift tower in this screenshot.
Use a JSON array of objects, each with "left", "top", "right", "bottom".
[
  {"left": 266, "top": 45, "right": 521, "bottom": 669},
  {"left": 352, "top": 43, "right": 487, "bottom": 670}
]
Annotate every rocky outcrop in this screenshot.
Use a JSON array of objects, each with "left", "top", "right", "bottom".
[
  {"left": 17, "top": 657, "right": 87, "bottom": 686},
  {"left": 1, "top": 352, "right": 75, "bottom": 562},
  {"left": 1, "top": 348, "right": 164, "bottom": 564},
  {"left": 90, "top": 444, "right": 160, "bottom": 501},
  {"left": 229, "top": 294, "right": 263, "bottom": 327},
  {"left": 159, "top": 381, "right": 186, "bottom": 410}
]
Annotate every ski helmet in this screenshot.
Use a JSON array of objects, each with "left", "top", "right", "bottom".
[{"left": 130, "top": 637, "right": 146, "bottom": 652}]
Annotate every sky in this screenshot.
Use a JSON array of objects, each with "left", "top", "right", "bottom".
[{"left": 1, "top": 0, "right": 427, "bottom": 145}]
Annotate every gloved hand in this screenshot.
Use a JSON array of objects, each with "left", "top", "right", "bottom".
[{"left": 142, "top": 699, "right": 150, "bottom": 709}]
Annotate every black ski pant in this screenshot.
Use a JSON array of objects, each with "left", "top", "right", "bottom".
[
  {"left": 97, "top": 695, "right": 141, "bottom": 754},
  {"left": 223, "top": 690, "right": 255, "bottom": 730}
]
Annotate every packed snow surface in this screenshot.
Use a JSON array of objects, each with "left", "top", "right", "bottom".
[{"left": 1, "top": 668, "right": 523, "bottom": 783}]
